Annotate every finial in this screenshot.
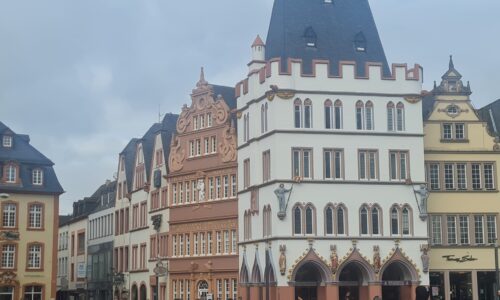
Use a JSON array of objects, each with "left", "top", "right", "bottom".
[
  {"left": 449, "top": 55, "right": 454, "bottom": 69},
  {"left": 196, "top": 67, "right": 208, "bottom": 88},
  {"left": 252, "top": 35, "right": 265, "bottom": 47}
]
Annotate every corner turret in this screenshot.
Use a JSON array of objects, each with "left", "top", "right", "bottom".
[{"left": 248, "top": 35, "right": 266, "bottom": 73}]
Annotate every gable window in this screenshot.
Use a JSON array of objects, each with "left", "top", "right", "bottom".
[
  {"left": 294, "top": 99, "right": 303, "bottom": 128},
  {"left": 2, "top": 203, "right": 16, "bottom": 228},
  {"left": 292, "top": 148, "right": 313, "bottom": 179},
  {"left": 2, "top": 136, "right": 12, "bottom": 148},
  {"left": 32, "top": 169, "right": 43, "bottom": 185},
  {"left": 304, "top": 99, "right": 313, "bottom": 128},
  {"left": 442, "top": 123, "right": 466, "bottom": 140}
]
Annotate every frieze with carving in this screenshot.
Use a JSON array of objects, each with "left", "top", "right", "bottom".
[
  {"left": 404, "top": 96, "right": 422, "bottom": 104},
  {"left": 214, "top": 98, "right": 230, "bottom": 125},
  {"left": 0, "top": 231, "right": 19, "bottom": 241},
  {"left": 169, "top": 135, "right": 186, "bottom": 172},
  {"left": 219, "top": 127, "right": 237, "bottom": 163},
  {"left": 170, "top": 219, "right": 238, "bottom": 233}
]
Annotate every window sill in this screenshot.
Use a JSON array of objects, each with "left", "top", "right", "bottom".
[{"left": 440, "top": 139, "right": 469, "bottom": 143}]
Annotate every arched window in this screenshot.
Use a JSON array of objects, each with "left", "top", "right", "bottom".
[
  {"left": 391, "top": 207, "right": 399, "bottom": 235},
  {"left": 396, "top": 102, "right": 405, "bottom": 131},
  {"left": 325, "top": 206, "right": 334, "bottom": 235},
  {"left": 387, "top": 102, "right": 395, "bottom": 131},
  {"left": 334, "top": 100, "right": 343, "bottom": 129},
  {"left": 360, "top": 206, "right": 368, "bottom": 235},
  {"left": 402, "top": 206, "right": 411, "bottom": 235},
  {"left": 365, "top": 101, "right": 374, "bottom": 130},
  {"left": 263, "top": 205, "right": 272, "bottom": 237},
  {"left": 243, "top": 114, "right": 248, "bottom": 142},
  {"left": 337, "top": 206, "right": 346, "bottom": 235},
  {"left": 246, "top": 113, "right": 250, "bottom": 141},
  {"left": 304, "top": 99, "right": 313, "bottom": 129},
  {"left": 294, "top": 206, "right": 302, "bottom": 235},
  {"left": 324, "top": 100, "right": 333, "bottom": 129},
  {"left": 264, "top": 102, "right": 268, "bottom": 132},
  {"left": 371, "top": 206, "right": 380, "bottom": 235},
  {"left": 261, "top": 104, "right": 265, "bottom": 134},
  {"left": 356, "top": 101, "right": 364, "bottom": 130},
  {"left": 305, "top": 205, "right": 314, "bottom": 234},
  {"left": 294, "top": 99, "right": 302, "bottom": 128}
]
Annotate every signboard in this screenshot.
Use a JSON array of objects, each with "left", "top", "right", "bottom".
[
  {"left": 382, "top": 280, "right": 412, "bottom": 286},
  {"left": 77, "top": 262, "right": 86, "bottom": 278}
]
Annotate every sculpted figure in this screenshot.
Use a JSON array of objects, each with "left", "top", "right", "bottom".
[
  {"left": 197, "top": 179, "right": 205, "bottom": 202},
  {"left": 415, "top": 184, "right": 429, "bottom": 217},
  {"left": 373, "top": 246, "right": 381, "bottom": 272},
  {"left": 274, "top": 184, "right": 292, "bottom": 215},
  {"left": 279, "top": 245, "right": 286, "bottom": 275},
  {"left": 330, "top": 245, "right": 339, "bottom": 274},
  {"left": 421, "top": 245, "right": 430, "bottom": 273}
]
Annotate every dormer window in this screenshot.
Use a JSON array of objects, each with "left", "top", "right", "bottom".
[
  {"left": 32, "top": 169, "right": 43, "bottom": 185},
  {"left": 304, "top": 27, "right": 317, "bottom": 47},
  {"left": 2, "top": 136, "right": 12, "bottom": 148},
  {"left": 354, "top": 32, "right": 367, "bottom": 52},
  {"left": 5, "top": 164, "right": 17, "bottom": 183}
]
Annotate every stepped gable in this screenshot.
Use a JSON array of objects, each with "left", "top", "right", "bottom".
[
  {"left": 0, "top": 121, "right": 64, "bottom": 194},
  {"left": 265, "top": 0, "right": 390, "bottom": 76}
]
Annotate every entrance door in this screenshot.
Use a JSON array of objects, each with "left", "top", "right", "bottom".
[
  {"left": 0, "top": 286, "right": 14, "bottom": 300},
  {"left": 295, "top": 286, "right": 317, "bottom": 300},
  {"left": 382, "top": 286, "right": 400, "bottom": 300},
  {"left": 339, "top": 263, "right": 366, "bottom": 300},
  {"left": 294, "top": 262, "right": 322, "bottom": 300},
  {"left": 198, "top": 281, "right": 209, "bottom": 300}
]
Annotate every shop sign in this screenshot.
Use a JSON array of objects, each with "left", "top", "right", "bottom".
[
  {"left": 442, "top": 255, "right": 477, "bottom": 263},
  {"left": 77, "top": 262, "right": 86, "bottom": 278},
  {"left": 382, "top": 280, "right": 412, "bottom": 286}
]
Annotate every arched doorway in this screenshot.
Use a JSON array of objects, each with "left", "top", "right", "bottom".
[
  {"left": 339, "top": 262, "right": 371, "bottom": 300},
  {"left": 381, "top": 262, "right": 416, "bottom": 300},
  {"left": 198, "top": 280, "right": 209, "bottom": 300},
  {"left": 131, "top": 285, "right": 138, "bottom": 300},
  {"left": 294, "top": 262, "right": 322, "bottom": 300},
  {"left": 139, "top": 285, "right": 147, "bottom": 300}
]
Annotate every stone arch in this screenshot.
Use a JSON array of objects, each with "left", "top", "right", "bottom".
[
  {"left": 264, "top": 249, "right": 277, "bottom": 284},
  {"left": 290, "top": 248, "right": 332, "bottom": 283},
  {"left": 336, "top": 248, "right": 376, "bottom": 282},
  {"left": 251, "top": 251, "right": 263, "bottom": 283},
  {"left": 379, "top": 248, "right": 419, "bottom": 283},
  {"left": 240, "top": 254, "right": 250, "bottom": 284}
]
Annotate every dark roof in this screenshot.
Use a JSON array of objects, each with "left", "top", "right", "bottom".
[
  {"left": 159, "top": 113, "right": 179, "bottom": 172},
  {"left": 265, "top": 0, "right": 390, "bottom": 76},
  {"left": 89, "top": 180, "right": 116, "bottom": 213},
  {"left": 119, "top": 138, "right": 139, "bottom": 192},
  {"left": 59, "top": 215, "right": 72, "bottom": 226},
  {"left": 0, "top": 121, "right": 64, "bottom": 195},
  {"left": 140, "top": 123, "right": 162, "bottom": 182},
  {"left": 422, "top": 93, "right": 436, "bottom": 121},
  {"left": 478, "top": 99, "right": 500, "bottom": 137},
  {"left": 213, "top": 85, "right": 236, "bottom": 110}
]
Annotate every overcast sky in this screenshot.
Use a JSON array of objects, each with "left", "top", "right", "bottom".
[{"left": 1, "top": 1, "right": 499, "bottom": 214}]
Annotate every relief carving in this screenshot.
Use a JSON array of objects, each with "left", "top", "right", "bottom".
[
  {"left": 279, "top": 245, "right": 286, "bottom": 275},
  {"left": 373, "top": 245, "right": 381, "bottom": 273},
  {"left": 169, "top": 135, "right": 186, "bottom": 172},
  {"left": 219, "top": 127, "right": 237, "bottom": 163},
  {"left": 330, "top": 245, "right": 339, "bottom": 274},
  {"left": 214, "top": 99, "right": 230, "bottom": 125},
  {"left": 176, "top": 105, "right": 192, "bottom": 134}
]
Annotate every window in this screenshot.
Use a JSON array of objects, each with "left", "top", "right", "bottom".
[
  {"left": 24, "top": 286, "right": 42, "bottom": 300},
  {"left": 232, "top": 279, "right": 238, "bottom": 300},
  {"left": 472, "top": 164, "right": 482, "bottom": 190},
  {"left": 243, "top": 159, "right": 250, "bottom": 188},
  {"left": 325, "top": 100, "right": 343, "bottom": 129},
  {"left": 337, "top": 206, "right": 346, "bottom": 235},
  {"left": 200, "top": 233, "right": 206, "bottom": 255},
  {"left": 231, "top": 175, "right": 237, "bottom": 197},
  {"left": 294, "top": 99, "right": 302, "bottom": 128},
  {"left": 209, "top": 178, "right": 214, "bottom": 200},
  {"left": 444, "top": 164, "right": 455, "bottom": 190},
  {"left": 2, "top": 136, "right": 12, "bottom": 148},
  {"left": 459, "top": 216, "right": 469, "bottom": 244},
  {"left": 261, "top": 103, "right": 268, "bottom": 133},
  {"left": 396, "top": 102, "right": 405, "bottom": 131},
  {"left": 325, "top": 206, "right": 334, "bottom": 235},
  {"left": 324, "top": 149, "right": 343, "bottom": 180},
  {"left": 325, "top": 100, "right": 333, "bottom": 129},
  {"left": 207, "top": 113, "right": 212, "bottom": 127},
  {"left": 356, "top": 101, "right": 364, "bottom": 130},
  {"left": 6, "top": 165, "right": 16, "bottom": 183},
  {"left": 429, "top": 164, "right": 440, "bottom": 190},
  {"left": 360, "top": 207, "right": 368, "bottom": 235},
  {"left": 243, "top": 113, "right": 250, "bottom": 142},
  {"left": 216, "top": 231, "right": 222, "bottom": 254},
  {"left": 304, "top": 27, "right": 317, "bottom": 47},
  {"left": 484, "top": 164, "right": 495, "bottom": 190},
  {"left": 2, "top": 203, "right": 16, "bottom": 228},
  {"left": 294, "top": 206, "right": 302, "bottom": 235},
  {"left": 442, "top": 123, "right": 466, "bottom": 140},
  {"left": 358, "top": 150, "right": 378, "bottom": 180},
  {"left": 354, "top": 31, "right": 366, "bottom": 52},
  {"left": 196, "top": 139, "right": 201, "bottom": 156},
  {"left": 186, "top": 234, "right": 190, "bottom": 256},
  {"left": 292, "top": 148, "right": 313, "bottom": 179},
  {"left": 431, "top": 216, "right": 442, "bottom": 245},
  {"left": 231, "top": 230, "right": 237, "bottom": 254},
  {"left": 443, "top": 124, "right": 452, "bottom": 140},
  {"left": 204, "top": 138, "right": 209, "bottom": 154},
  {"left": 304, "top": 99, "right": 313, "bottom": 128},
  {"left": 207, "top": 232, "right": 213, "bottom": 255},
  {"left": 402, "top": 207, "right": 410, "bottom": 235},
  {"left": 200, "top": 115, "right": 205, "bottom": 129},
  {"left": 189, "top": 141, "right": 194, "bottom": 157},
  {"left": 32, "top": 169, "right": 43, "bottom": 185},
  {"left": 215, "top": 177, "right": 221, "bottom": 199},
  {"left": 217, "top": 279, "right": 222, "bottom": 300},
  {"left": 389, "top": 151, "right": 409, "bottom": 180},
  {"left": 391, "top": 207, "right": 399, "bottom": 235},
  {"left": 365, "top": 101, "right": 374, "bottom": 130},
  {"left": 371, "top": 206, "right": 380, "bottom": 235},
  {"left": 27, "top": 244, "right": 42, "bottom": 269},
  {"left": 172, "top": 236, "right": 177, "bottom": 257},
  {"left": 487, "top": 216, "right": 497, "bottom": 244},
  {"left": 475, "top": 215, "right": 484, "bottom": 244},
  {"left": 28, "top": 204, "right": 43, "bottom": 229},
  {"left": 224, "top": 231, "right": 230, "bottom": 254},
  {"left": 387, "top": 102, "right": 395, "bottom": 131},
  {"left": 262, "top": 151, "right": 271, "bottom": 182},
  {"left": 305, "top": 206, "right": 314, "bottom": 235},
  {"left": 77, "top": 232, "right": 85, "bottom": 254},
  {"left": 1, "top": 244, "right": 15, "bottom": 269},
  {"left": 447, "top": 216, "right": 457, "bottom": 244},
  {"left": 457, "top": 164, "right": 467, "bottom": 190}
]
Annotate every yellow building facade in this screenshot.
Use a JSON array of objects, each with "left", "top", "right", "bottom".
[
  {"left": 424, "top": 58, "right": 500, "bottom": 300},
  {"left": 0, "top": 122, "right": 64, "bottom": 300}
]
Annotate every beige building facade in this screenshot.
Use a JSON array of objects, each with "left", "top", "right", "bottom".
[{"left": 424, "top": 58, "right": 500, "bottom": 300}]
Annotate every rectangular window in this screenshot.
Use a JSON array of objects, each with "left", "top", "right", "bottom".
[
  {"left": 201, "top": 233, "right": 206, "bottom": 255},
  {"left": 472, "top": 164, "right": 482, "bottom": 190},
  {"left": 447, "top": 216, "right": 457, "bottom": 244},
  {"left": 172, "top": 184, "right": 177, "bottom": 205},
  {"left": 185, "top": 182, "right": 190, "bottom": 203},
  {"left": 2, "top": 136, "right": 12, "bottom": 147},
  {"left": 211, "top": 136, "right": 217, "bottom": 153},
  {"left": 172, "top": 236, "right": 177, "bottom": 257},
  {"left": 185, "top": 234, "right": 190, "bottom": 256},
  {"left": 365, "top": 106, "right": 373, "bottom": 130},
  {"left": 216, "top": 177, "right": 221, "bottom": 199},
  {"left": 484, "top": 164, "right": 495, "bottom": 190},
  {"left": 325, "top": 106, "right": 332, "bottom": 129},
  {"left": 207, "top": 113, "right": 212, "bottom": 127},
  {"left": 475, "top": 215, "right": 484, "bottom": 244},
  {"left": 459, "top": 216, "right": 469, "bottom": 244},
  {"left": 387, "top": 107, "right": 394, "bottom": 131},
  {"left": 487, "top": 215, "right": 497, "bottom": 244},
  {"left": 224, "top": 231, "right": 230, "bottom": 254},
  {"left": 243, "top": 159, "right": 250, "bottom": 188},
  {"left": 443, "top": 124, "right": 452, "bottom": 140},
  {"left": 292, "top": 148, "right": 313, "bottom": 179},
  {"left": 204, "top": 137, "right": 209, "bottom": 154},
  {"left": 196, "top": 139, "right": 201, "bottom": 156},
  {"left": 231, "top": 175, "right": 237, "bottom": 197},
  {"left": 225, "top": 279, "right": 230, "bottom": 300},
  {"left": 27, "top": 244, "right": 42, "bottom": 269},
  {"left": 231, "top": 230, "right": 237, "bottom": 254},
  {"left": 77, "top": 232, "right": 85, "bottom": 254},
  {"left": 207, "top": 232, "right": 213, "bottom": 255},
  {"left": 455, "top": 123, "right": 465, "bottom": 139},
  {"left": 262, "top": 150, "right": 271, "bottom": 182},
  {"left": 429, "top": 164, "right": 440, "bottom": 190},
  {"left": 179, "top": 235, "right": 184, "bottom": 256},
  {"left": 1, "top": 244, "right": 15, "bottom": 269},
  {"left": 356, "top": 107, "right": 363, "bottom": 130},
  {"left": 216, "top": 231, "right": 222, "bottom": 254},
  {"left": 334, "top": 106, "right": 342, "bottom": 129},
  {"left": 217, "top": 279, "right": 222, "bottom": 300},
  {"left": 2, "top": 203, "right": 16, "bottom": 228},
  {"left": 232, "top": 279, "right": 238, "bottom": 300},
  {"left": 294, "top": 104, "right": 302, "bottom": 128},
  {"left": 389, "top": 151, "right": 409, "bottom": 180},
  {"left": 209, "top": 177, "right": 214, "bottom": 200},
  {"left": 431, "top": 216, "right": 442, "bottom": 245},
  {"left": 193, "top": 233, "right": 198, "bottom": 256},
  {"left": 457, "top": 164, "right": 467, "bottom": 190},
  {"left": 444, "top": 164, "right": 455, "bottom": 190},
  {"left": 28, "top": 204, "right": 43, "bottom": 229},
  {"left": 223, "top": 176, "right": 229, "bottom": 198},
  {"left": 189, "top": 141, "right": 194, "bottom": 157},
  {"left": 359, "top": 150, "right": 378, "bottom": 180}
]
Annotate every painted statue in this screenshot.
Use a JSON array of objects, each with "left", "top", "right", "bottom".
[
  {"left": 373, "top": 245, "right": 381, "bottom": 272},
  {"left": 279, "top": 245, "right": 286, "bottom": 275},
  {"left": 421, "top": 245, "right": 430, "bottom": 273},
  {"left": 274, "top": 184, "right": 292, "bottom": 215},
  {"left": 415, "top": 184, "right": 429, "bottom": 218},
  {"left": 330, "top": 245, "right": 339, "bottom": 274}
]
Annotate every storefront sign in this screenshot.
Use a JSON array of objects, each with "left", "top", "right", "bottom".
[
  {"left": 77, "top": 262, "right": 86, "bottom": 278},
  {"left": 382, "top": 280, "right": 412, "bottom": 286},
  {"left": 442, "top": 255, "right": 477, "bottom": 263}
]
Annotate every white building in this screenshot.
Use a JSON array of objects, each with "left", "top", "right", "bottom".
[{"left": 237, "top": 1, "right": 429, "bottom": 299}]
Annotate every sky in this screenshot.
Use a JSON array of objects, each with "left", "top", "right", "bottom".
[{"left": 1, "top": 1, "right": 499, "bottom": 214}]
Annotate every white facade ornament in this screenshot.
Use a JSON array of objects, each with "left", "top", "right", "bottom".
[
  {"left": 414, "top": 184, "right": 429, "bottom": 220},
  {"left": 274, "top": 183, "right": 293, "bottom": 220},
  {"left": 197, "top": 179, "right": 205, "bottom": 202}
]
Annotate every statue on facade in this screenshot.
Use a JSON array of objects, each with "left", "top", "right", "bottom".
[
  {"left": 279, "top": 245, "right": 286, "bottom": 275},
  {"left": 330, "top": 245, "right": 339, "bottom": 274},
  {"left": 415, "top": 184, "right": 429, "bottom": 220},
  {"left": 274, "top": 184, "right": 292, "bottom": 220},
  {"left": 197, "top": 179, "right": 205, "bottom": 202},
  {"left": 420, "top": 244, "right": 430, "bottom": 273},
  {"left": 373, "top": 246, "right": 381, "bottom": 273}
]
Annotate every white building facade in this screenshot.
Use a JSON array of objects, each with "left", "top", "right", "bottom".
[{"left": 237, "top": 1, "right": 430, "bottom": 300}]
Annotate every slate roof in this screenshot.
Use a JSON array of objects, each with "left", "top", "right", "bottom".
[
  {"left": 119, "top": 138, "right": 139, "bottom": 193},
  {"left": 478, "top": 99, "right": 500, "bottom": 137},
  {"left": 89, "top": 180, "right": 116, "bottom": 213},
  {"left": 421, "top": 93, "right": 436, "bottom": 121},
  {"left": 213, "top": 85, "right": 236, "bottom": 110},
  {"left": 265, "top": 0, "right": 390, "bottom": 76},
  {"left": 159, "top": 113, "right": 179, "bottom": 172},
  {"left": 0, "top": 121, "right": 64, "bottom": 195},
  {"left": 140, "top": 123, "right": 162, "bottom": 182}
]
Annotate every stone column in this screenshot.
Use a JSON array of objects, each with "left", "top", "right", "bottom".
[
  {"left": 471, "top": 270, "right": 478, "bottom": 300},
  {"left": 444, "top": 271, "right": 451, "bottom": 300}
]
